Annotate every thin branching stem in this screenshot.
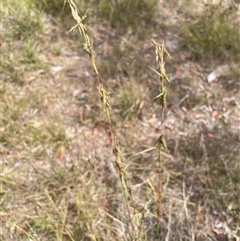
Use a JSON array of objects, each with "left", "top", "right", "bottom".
[{"left": 67, "top": 0, "right": 136, "bottom": 237}]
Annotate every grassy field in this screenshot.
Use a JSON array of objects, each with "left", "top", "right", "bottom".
[{"left": 1, "top": 0, "right": 240, "bottom": 240}]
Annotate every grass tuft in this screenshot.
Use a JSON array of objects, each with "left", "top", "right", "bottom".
[
  {"left": 181, "top": 3, "right": 240, "bottom": 63},
  {"left": 96, "top": 0, "right": 158, "bottom": 28}
]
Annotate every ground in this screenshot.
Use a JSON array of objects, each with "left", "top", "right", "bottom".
[{"left": 1, "top": 0, "right": 240, "bottom": 240}]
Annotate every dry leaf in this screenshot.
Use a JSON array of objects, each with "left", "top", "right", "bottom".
[{"left": 55, "top": 146, "right": 65, "bottom": 161}]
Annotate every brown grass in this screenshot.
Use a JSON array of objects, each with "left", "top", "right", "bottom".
[{"left": 1, "top": 0, "right": 239, "bottom": 240}]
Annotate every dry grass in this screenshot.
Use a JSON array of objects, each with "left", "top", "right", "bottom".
[{"left": 1, "top": 0, "right": 240, "bottom": 240}]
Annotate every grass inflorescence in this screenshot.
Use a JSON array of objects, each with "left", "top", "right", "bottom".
[{"left": 1, "top": 0, "right": 239, "bottom": 240}]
